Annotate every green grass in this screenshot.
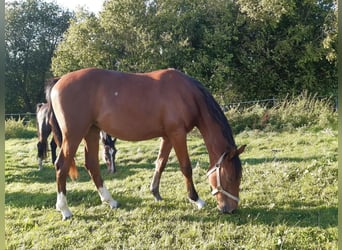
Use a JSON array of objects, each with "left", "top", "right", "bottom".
[{"left": 5, "top": 126, "right": 337, "bottom": 249}]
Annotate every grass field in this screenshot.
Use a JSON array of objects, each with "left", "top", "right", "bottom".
[{"left": 5, "top": 126, "right": 337, "bottom": 249}]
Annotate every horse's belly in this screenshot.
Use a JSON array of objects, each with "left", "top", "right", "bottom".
[{"left": 97, "top": 116, "right": 164, "bottom": 141}]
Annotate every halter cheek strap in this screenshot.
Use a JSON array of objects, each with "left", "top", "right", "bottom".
[{"left": 206, "top": 152, "right": 240, "bottom": 203}]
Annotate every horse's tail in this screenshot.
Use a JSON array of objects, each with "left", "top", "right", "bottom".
[{"left": 46, "top": 77, "right": 79, "bottom": 180}]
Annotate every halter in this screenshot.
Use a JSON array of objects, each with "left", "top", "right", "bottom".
[{"left": 206, "top": 152, "right": 240, "bottom": 203}]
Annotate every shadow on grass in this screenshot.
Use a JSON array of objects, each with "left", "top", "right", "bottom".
[
  {"left": 6, "top": 188, "right": 337, "bottom": 229},
  {"left": 5, "top": 166, "right": 56, "bottom": 184},
  {"left": 180, "top": 202, "right": 337, "bottom": 229},
  {"left": 5, "top": 189, "right": 145, "bottom": 210},
  {"left": 5, "top": 161, "right": 175, "bottom": 184},
  {"left": 6, "top": 191, "right": 56, "bottom": 209}
]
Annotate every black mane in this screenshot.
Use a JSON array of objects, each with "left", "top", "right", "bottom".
[
  {"left": 187, "top": 75, "right": 242, "bottom": 178},
  {"left": 189, "top": 77, "right": 236, "bottom": 147}
]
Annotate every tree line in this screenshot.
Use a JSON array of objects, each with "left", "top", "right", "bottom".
[{"left": 5, "top": 0, "right": 337, "bottom": 113}]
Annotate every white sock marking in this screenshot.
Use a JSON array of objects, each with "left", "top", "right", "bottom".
[
  {"left": 98, "top": 185, "right": 118, "bottom": 208},
  {"left": 56, "top": 192, "right": 72, "bottom": 220},
  {"left": 189, "top": 198, "right": 206, "bottom": 209},
  {"left": 38, "top": 158, "right": 43, "bottom": 170}
]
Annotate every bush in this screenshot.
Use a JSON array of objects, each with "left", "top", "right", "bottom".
[
  {"left": 227, "top": 92, "right": 337, "bottom": 134},
  {"left": 5, "top": 117, "right": 36, "bottom": 139}
]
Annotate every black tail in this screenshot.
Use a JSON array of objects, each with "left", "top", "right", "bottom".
[
  {"left": 45, "top": 77, "right": 79, "bottom": 179},
  {"left": 45, "top": 78, "right": 62, "bottom": 148}
]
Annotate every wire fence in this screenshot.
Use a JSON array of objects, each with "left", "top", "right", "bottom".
[{"left": 5, "top": 95, "right": 338, "bottom": 124}]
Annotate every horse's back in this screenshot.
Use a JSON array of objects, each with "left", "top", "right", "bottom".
[{"left": 51, "top": 68, "right": 203, "bottom": 141}]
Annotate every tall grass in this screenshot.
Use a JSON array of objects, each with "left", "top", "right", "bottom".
[
  {"left": 226, "top": 92, "right": 337, "bottom": 134},
  {"left": 5, "top": 93, "right": 337, "bottom": 139},
  {"left": 5, "top": 117, "right": 36, "bottom": 139}
]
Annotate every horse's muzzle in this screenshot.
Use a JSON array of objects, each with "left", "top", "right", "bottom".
[{"left": 218, "top": 205, "right": 237, "bottom": 214}]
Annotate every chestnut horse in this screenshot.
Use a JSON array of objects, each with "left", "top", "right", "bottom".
[
  {"left": 37, "top": 102, "right": 117, "bottom": 172},
  {"left": 46, "top": 68, "right": 245, "bottom": 220}
]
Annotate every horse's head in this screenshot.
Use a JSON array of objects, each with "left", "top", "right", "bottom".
[
  {"left": 207, "top": 145, "right": 246, "bottom": 213},
  {"left": 103, "top": 144, "right": 117, "bottom": 173},
  {"left": 100, "top": 132, "right": 117, "bottom": 173}
]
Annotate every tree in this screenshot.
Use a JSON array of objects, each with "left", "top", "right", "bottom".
[
  {"left": 232, "top": 0, "right": 337, "bottom": 100},
  {"left": 5, "top": 0, "right": 72, "bottom": 113},
  {"left": 51, "top": 0, "right": 337, "bottom": 103},
  {"left": 51, "top": 9, "right": 108, "bottom": 76},
  {"left": 52, "top": 0, "right": 240, "bottom": 92}
]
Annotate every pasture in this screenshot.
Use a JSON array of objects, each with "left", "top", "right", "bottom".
[{"left": 5, "top": 125, "right": 337, "bottom": 249}]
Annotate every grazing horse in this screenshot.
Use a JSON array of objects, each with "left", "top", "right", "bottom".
[
  {"left": 100, "top": 131, "right": 117, "bottom": 173},
  {"left": 36, "top": 102, "right": 117, "bottom": 173},
  {"left": 46, "top": 68, "right": 245, "bottom": 220},
  {"left": 36, "top": 102, "right": 57, "bottom": 170}
]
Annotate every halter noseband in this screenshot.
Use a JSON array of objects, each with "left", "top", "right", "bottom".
[{"left": 206, "top": 152, "right": 240, "bottom": 203}]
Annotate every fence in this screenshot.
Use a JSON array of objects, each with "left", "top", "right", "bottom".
[
  {"left": 5, "top": 95, "right": 337, "bottom": 123},
  {"left": 220, "top": 95, "right": 337, "bottom": 112}
]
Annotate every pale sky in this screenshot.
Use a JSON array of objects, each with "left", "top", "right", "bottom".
[
  {"left": 48, "top": 0, "right": 105, "bottom": 13},
  {"left": 5, "top": 0, "right": 105, "bottom": 13}
]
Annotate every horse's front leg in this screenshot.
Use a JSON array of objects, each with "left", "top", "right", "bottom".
[
  {"left": 50, "top": 137, "right": 57, "bottom": 164},
  {"left": 37, "top": 141, "right": 44, "bottom": 170},
  {"left": 169, "top": 131, "right": 205, "bottom": 209},
  {"left": 84, "top": 127, "right": 118, "bottom": 209},
  {"left": 150, "top": 137, "right": 172, "bottom": 201}
]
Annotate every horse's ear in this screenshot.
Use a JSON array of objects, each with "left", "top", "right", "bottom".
[
  {"left": 228, "top": 145, "right": 246, "bottom": 159},
  {"left": 237, "top": 145, "right": 246, "bottom": 155}
]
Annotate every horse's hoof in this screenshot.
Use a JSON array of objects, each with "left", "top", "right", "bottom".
[
  {"left": 151, "top": 190, "right": 163, "bottom": 201},
  {"left": 109, "top": 200, "right": 119, "bottom": 209},
  {"left": 189, "top": 198, "right": 206, "bottom": 209},
  {"left": 154, "top": 195, "right": 163, "bottom": 201},
  {"left": 107, "top": 169, "right": 116, "bottom": 174},
  {"left": 62, "top": 214, "right": 72, "bottom": 221},
  {"left": 56, "top": 204, "right": 72, "bottom": 220}
]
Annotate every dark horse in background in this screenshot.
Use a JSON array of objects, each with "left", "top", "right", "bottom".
[
  {"left": 36, "top": 102, "right": 57, "bottom": 170},
  {"left": 46, "top": 68, "right": 246, "bottom": 220},
  {"left": 36, "top": 103, "right": 117, "bottom": 172}
]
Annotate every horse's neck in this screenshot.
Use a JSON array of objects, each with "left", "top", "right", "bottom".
[{"left": 197, "top": 117, "right": 230, "bottom": 167}]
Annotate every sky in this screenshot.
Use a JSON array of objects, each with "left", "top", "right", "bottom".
[
  {"left": 5, "top": 0, "right": 105, "bottom": 13},
  {"left": 48, "top": 0, "right": 105, "bottom": 13}
]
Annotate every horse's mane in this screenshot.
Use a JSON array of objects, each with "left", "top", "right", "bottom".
[
  {"left": 189, "top": 77, "right": 236, "bottom": 146},
  {"left": 187, "top": 76, "right": 242, "bottom": 177}
]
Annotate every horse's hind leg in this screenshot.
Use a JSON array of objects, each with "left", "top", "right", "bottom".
[
  {"left": 84, "top": 127, "right": 118, "bottom": 209},
  {"left": 55, "top": 141, "right": 79, "bottom": 220},
  {"left": 169, "top": 131, "right": 205, "bottom": 209},
  {"left": 150, "top": 137, "right": 172, "bottom": 201}
]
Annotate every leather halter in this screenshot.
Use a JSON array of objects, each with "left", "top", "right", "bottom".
[{"left": 206, "top": 152, "right": 240, "bottom": 203}]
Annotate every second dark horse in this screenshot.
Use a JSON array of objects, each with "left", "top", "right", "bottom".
[{"left": 36, "top": 102, "right": 117, "bottom": 172}]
